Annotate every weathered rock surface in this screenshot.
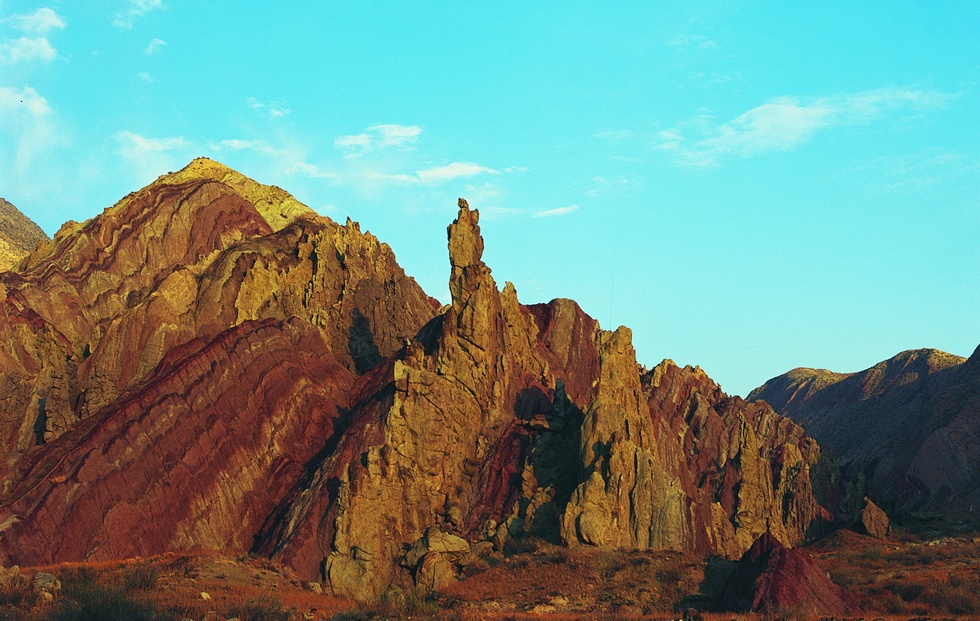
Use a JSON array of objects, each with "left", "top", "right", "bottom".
[
  {"left": 0, "top": 164, "right": 828, "bottom": 603},
  {"left": 858, "top": 497, "right": 890, "bottom": 539},
  {"left": 253, "top": 200, "right": 824, "bottom": 600},
  {"left": 0, "top": 198, "right": 48, "bottom": 272},
  {"left": 752, "top": 347, "right": 980, "bottom": 513},
  {"left": 722, "top": 533, "right": 860, "bottom": 617},
  {"left": 638, "top": 361, "right": 822, "bottom": 558},
  {"left": 0, "top": 158, "right": 436, "bottom": 490},
  {"left": 0, "top": 159, "right": 435, "bottom": 563}
]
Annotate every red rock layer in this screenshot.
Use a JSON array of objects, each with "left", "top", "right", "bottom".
[
  {"left": 0, "top": 318, "right": 353, "bottom": 565},
  {"left": 722, "top": 533, "right": 860, "bottom": 617}
]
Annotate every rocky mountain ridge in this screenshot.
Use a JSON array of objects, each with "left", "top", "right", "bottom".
[
  {"left": 0, "top": 198, "right": 48, "bottom": 272},
  {"left": 0, "top": 159, "right": 827, "bottom": 602},
  {"left": 752, "top": 347, "right": 980, "bottom": 514}
]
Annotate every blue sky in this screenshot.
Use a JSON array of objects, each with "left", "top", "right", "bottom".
[{"left": 1, "top": 1, "right": 978, "bottom": 396}]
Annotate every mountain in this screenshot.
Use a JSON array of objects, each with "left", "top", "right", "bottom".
[
  {"left": 0, "top": 197, "right": 49, "bottom": 271},
  {"left": 0, "top": 159, "right": 824, "bottom": 602},
  {"left": 751, "top": 347, "right": 980, "bottom": 514}
]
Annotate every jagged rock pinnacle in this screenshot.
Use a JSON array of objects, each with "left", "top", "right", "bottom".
[{"left": 447, "top": 197, "right": 484, "bottom": 270}]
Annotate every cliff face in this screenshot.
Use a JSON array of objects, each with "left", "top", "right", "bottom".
[
  {"left": 0, "top": 165, "right": 825, "bottom": 602},
  {"left": 751, "top": 348, "right": 980, "bottom": 512},
  {"left": 0, "top": 198, "right": 48, "bottom": 272}
]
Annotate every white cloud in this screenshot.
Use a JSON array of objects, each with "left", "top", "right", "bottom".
[
  {"left": 657, "top": 87, "right": 953, "bottom": 166},
  {"left": 0, "top": 37, "right": 56, "bottom": 64},
  {"left": 144, "top": 38, "right": 166, "bottom": 54},
  {"left": 5, "top": 8, "right": 66, "bottom": 34},
  {"left": 283, "top": 161, "right": 338, "bottom": 180},
  {"left": 246, "top": 97, "right": 289, "bottom": 118},
  {"left": 416, "top": 162, "right": 497, "bottom": 184},
  {"left": 137, "top": 71, "right": 154, "bottom": 83},
  {"left": 533, "top": 205, "right": 579, "bottom": 218},
  {"left": 334, "top": 123, "right": 422, "bottom": 155},
  {"left": 113, "top": 0, "right": 164, "bottom": 29},
  {"left": 208, "top": 138, "right": 337, "bottom": 181},
  {"left": 366, "top": 162, "right": 498, "bottom": 186},
  {"left": 115, "top": 130, "right": 192, "bottom": 184},
  {"left": 0, "top": 85, "right": 58, "bottom": 175},
  {"left": 116, "top": 131, "right": 189, "bottom": 155}
]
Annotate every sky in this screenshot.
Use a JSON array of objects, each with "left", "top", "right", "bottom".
[{"left": 1, "top": 2, "right": 978, "bottom": 397}]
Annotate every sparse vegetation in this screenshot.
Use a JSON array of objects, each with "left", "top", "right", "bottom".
[
  {"left": 226, "top": 594, "right": 289, "bottom": 621},
  {"left": 0, "top": 572, "right": 36, "bottom": 609}
]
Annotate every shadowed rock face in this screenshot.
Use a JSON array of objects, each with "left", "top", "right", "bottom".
[
  {"left": 0, "top": 198, "right": 48, "bottom": 272},
  {"left": 751, "top": 348, "right": 980, "bottom": 512},
  {"left": 0, "top": 165, "right": 825, "bottom": 602},
  {"left": 722, "top": 533, "right": 860, "bottom": 617}
]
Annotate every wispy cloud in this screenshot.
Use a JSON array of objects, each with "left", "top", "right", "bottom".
[
  {"left": 283, "top": 161, "right": 338, "bottom": 180},
  {"left": 208, "top": 138, "right": 338, "bottom": 181},
  {"left": 533, "top": 205, "right": 579, "bottom": 218},
  {"left": 115, "top": 130, "right": 191, "bottom": 184},
  {"left": 137, "top": 71, "right": 154, "bottom": 83},
  {"left": 246, "top": 97, "right": 289, "bottom": 118},
  {"left": 368, "top": 162, "right": 497, "bottom": 186},
  {"left": 587, "top": 175, "right": 641, "bottom": 198},
  {"left": 4, "top": 8, "right": 66, "bottom": 34},
  {"left": 0, "top": 37, "right": 57, "bottom": 64},
  {"left": 657, "top": 87, "right": 954, "bottom": 166},
  {"left": 0, "top": 85, "right": 58, "bottom": 172},
  {"left": 851, "top": 149, "right": 980, "bottom": 195},
  {"left": 593, "top": 129, "right": 634, "bottom": 141},
  {"left": 113, "top": 0, "right": 164, "bottom": 29},
  {"left": 0, "top": 85, "right": 67, "bottom": 203},
  {"left": 417, "top": 162, "right": 497, "bottom": 184},
  {"left": 144, "top": 38, "right": 166, "bottom": 54},
  {"left": 664, "top": 34, "right": 716, "bottom": 50},
  {"left": 335, "top": 123, "right": 422, "bottom": 155}
]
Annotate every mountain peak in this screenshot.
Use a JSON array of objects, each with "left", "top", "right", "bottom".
[
  {"left": 154, "top": 158, "right": 316, "bottom": 232},
  {"left": 0, "top": 197, "right": 49, "bottom": 271}
]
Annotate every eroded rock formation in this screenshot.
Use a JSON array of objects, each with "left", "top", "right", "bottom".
[{"left": 0, "top": 163, "right": 828, "bottom": 603}]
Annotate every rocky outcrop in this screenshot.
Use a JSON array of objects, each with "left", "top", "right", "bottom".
[
  {"left": 639, "top": 361, "right": 821, "bottom": 558},
  {"left": 722, "top": 533, "right": 860, "bottom": 617},
  {"left": 253, "top": 201, "right": 824, "bottom": 600},
  {"left": 0, "top": 198, "right": 48, "bottom": 272},
  {"left": 858, "top": 497, "right": 890, "bottom": 539},
  {"left": 752, "top": 348, "right": 980, "bottom": 513},
  {"left": 0, "top": 165, "right": 829, "bottom": 603}
]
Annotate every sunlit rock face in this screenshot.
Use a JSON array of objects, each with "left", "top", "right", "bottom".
[
  {"left": 0, "top": 165, "right": 825, "bottom": 602},
  {"left": 752, "top": 347, "right": 980, "bottom": 513},
  {"left": 0, "top": 198, "right": 48, "bottom": 272}
]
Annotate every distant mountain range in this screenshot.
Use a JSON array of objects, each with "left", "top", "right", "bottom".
[{"left": 752, "top": 347, "right": 980, "bottom": 514}]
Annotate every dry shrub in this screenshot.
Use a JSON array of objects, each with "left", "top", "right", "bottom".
[
  {"left": 122, "top": 564, "right": 159, "bottom": 592},
  {"left": 226, "top": 594, "right": 290, "bottom": 621},
  {"left": 0, "top": 572, "right": 36, "bottom": 609},
  {"left": 934, "top": 579, "right": 980, "bottom": 615}
]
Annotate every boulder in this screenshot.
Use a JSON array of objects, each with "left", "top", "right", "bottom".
[
  {"left": 721, "top": 533, "right": 860, "bottom": 617},
  {"left": 858, "top": 497, "right": 890, "bottom": 539}
]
